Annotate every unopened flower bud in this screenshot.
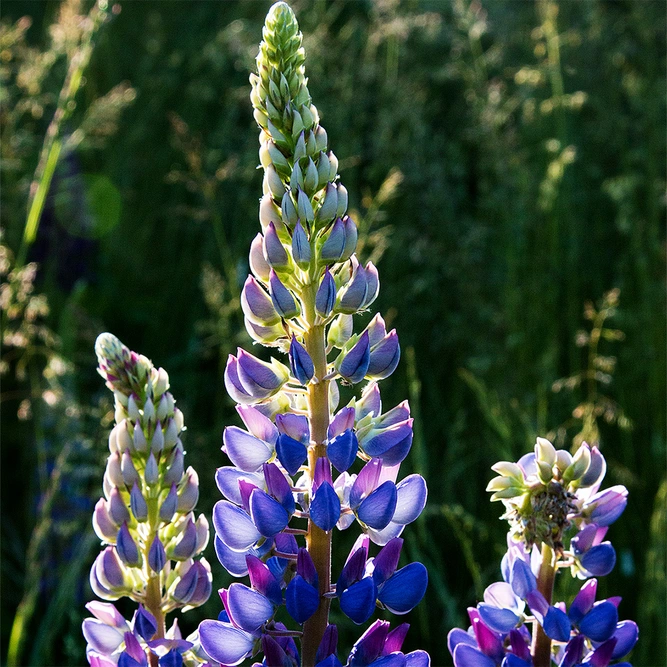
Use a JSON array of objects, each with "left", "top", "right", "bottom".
[
  {"left": 149, "top": 535, "right": 167, "bottom": 573},
  {"left": 145, "top": 452, "right": 159, "bottom": 486},
  {"left": 106, "top": 453, "right": 124, "bottom": 488},
  {"left": 320, "top": 217, "right": 346, "bottom": 263},
  {"left": 294, "top": 132, "right": 307, "bottom": 161},
  {"left": 555, "top": 449, "right": 572, "bottom": 473},
  {"left": 328, "top": 151, "right": 339, "bottom": 180},
  {"left": 316, "top": 268, "right": 336, "bottom": 317},
  {"left": 177, "top": 468, "right": 200, "bottom": 513},
  {"left": 290, "top": 337, "right": 314, "bottom": 385},
  {"left": 93, "top": 498, "right": 119, "bottom": 541},
  {"left": 269, "top": 270, "right": 300, "bottom": 319},
  {"left": 315, "top": 125, "right": 328, "bottom": 152},
  {"left": 130, "top": 483, "right": 148, "bottom": 522},
  {"left": 241, "top": 275, "right": 281, "bottom": 326},
  {"left": 535, "top": 438, "right": 556, "bottom": 467},
  {"left": 108, "top": 487, "right": 130, "bottom": 525},
  {"left": 290, "top": 161, "right": 304, "bottom": 192},
  {"left": 291, "top": 221, "right": 311, "bottom": 268},
  {"left": 170, "top": 518, "right": 198, "bottom": 560},
  {"left": 341, "top": 216, "right": 358, "bottom": 261},
  {"left": 565, "top": 444, "right": 592, "bottom": 485},
  {"left": 265, "top": 164, "right": 286, "bottom": 199},
  {"left": 490, "top": 461, "right": 524, "bottom": 483},
  {"left": 281, "top": 192, "right": 298, "bottom": 226},
  {"left": 317, "top": 152, "right": 331, "bottom": 188},
  {"left": 303, "top": 158, "right": 319, "bottom": 194},
  {"left": 165, "top": 447, "right": 185, "bottom": 486},
  {"left": 164, "top": 417, "right": 179, "bottom": 449},
  {"left": 537, "top": 460, "right": 554, "bottom": 485},
  {"left": 195, "top": 515, "right": 209, "bottom": 553},
  {"left": 151, "top": 422, "right": 165, "bottom": 453},
  {"left": 121, "top": 449, "right": 140, "bottom": 487},
  {"left": 116, "top": 523, "right": 141, "bottom": 567},
  {"left": 127, "top": 394, "right": 141, "bottom": 422},
  {"left": 317, "top": 183, "right": 338, "bottom": 225},
  {"left": 327, "top": 314, "right": 354, "bottom": 349},
  {"left": 297, "top": 188, "right": 314, "bottom": 223},
  {"left": 336, "top": 184, "right": 348, "bottom": 218},
  {"left": 264, "top": 222, "right": 289, "bottom": 268},
  {"left": 259, "top": 193, "right": 282, "bottom": 230},
  {"left": 366, "top": 330, "right": 400, "bottom": 380},
  {"left": 94, "top": 547, "right": 128, "bottom": 593},
  {"left": 250, "top": 234, "right": 272, "bottom": 282},
  {"left": 160, "top": 484, "right": 178, "bottom": 523},
  {"left": 116, "top": 420, "right": 132, "bottom": 453},
  {"left": 133, "top": 422, "right": 147, "bottom": 453},
  {"left": 267, "top": 141, "right": 290, "bottom": 171},
  {"left": 337, "top": 331, "right": 371, "bottom": 384},
  {"left": 154, "top": 367, "right": 169, "bottom": 397},
  {"left": 156, "top": 394, "right": 169, "bottom": 422}
]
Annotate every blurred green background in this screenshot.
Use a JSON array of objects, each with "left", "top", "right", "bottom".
[{"left": 1, "top": 0, "right": 665, "bottom": 665}]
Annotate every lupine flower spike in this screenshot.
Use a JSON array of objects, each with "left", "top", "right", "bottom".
[
  {"left": 198, "top": 3, "right": 429, "bottom": 666},
  {"left": 83, "top": 334, "right": 212, "bottom": 667},
  {"left": 448, "top": 438, "right": 638, "bottom": 667}
]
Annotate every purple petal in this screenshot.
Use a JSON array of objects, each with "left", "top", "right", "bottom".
[
  {"left": 269, "top": 270, "right": 299, "bottom": 319},
  {"left": 580, "top": 445, "right": 607, "bottom": 488},
  {"left": 358, "top": 481, "right": 398, "bottom": 530},
  {"left": 383, "top": 623, "right": 410, "bottom": 655},
  {"left": 263, "top": 462, "right": 295, "bottom": 514},
  {"left": 483, "top": 582, "right": 521, "bottom": 613},
  {"left": 250, "top": 489, "right": 289, "bottom": 537},
  {"left": 340, "top": 577, "right": 377, "bottom": 624},
  {"left": 361, "top": 262, "right": 379, "bottom": 309},
  {"left": 247, "top": 554, "right": 282, "bottom": 606},
  {"left": 372, "top": 538, "right": 403, "bottom": 586},
  {"left": 316, "top": 624, "right": 339, "bottom": 664},
  {"left": 264, "top": 222, "right": 289, "bottom": 267},
  {"left": 215, "top": 467, "right": 265, "bottom": 506},
  {"left": 579, "top": 601, "right": 619, "bottom": 642},
  {"left": 328, "top": 407, "right": 356, "bottom": 439},
  {"left": 589, "top": 639, "right": 617, "bottom": 667},
  {"left": 213, "top": 500, "right": 261, "bottom": 551},
  {"left": 404, "top": 650, "right": 431, "bottom": 667},
  {"left": 291, "top": 221, "right": 311, "bottom": 267},
  {"left": 297, "top": 548, "right": 319, "bottom": 587},
  {"left": 224, "top": 355, "right": 253, "bottom": 404},
  {"left": 378, "top": 562, "right": 428, "bottom": 614},
  {"left": 116, "top": 523, "right": 140, "bottom": 567},
  {"left": 392, "top": 474, "right": 427, "bottom": 525},
  {"left": 560, "top": 634, "right": 585, "bottom": 667},
  {"left": 237, "top": 349, "right": 287, "bottom": 397},
  {"left": 134, "top": 605, "right": 157, "bottom": 641},
  {"left": 214, "top": 536, "right": 252, "bottom": 577},
  {"left": 198, "top": 620, "right": 255, "bottom": 666},
  {"left": 348, "top": 620, "right": 390, "bottom": 666},
  {"left": 361, "top": 420, "right": 413, "bottom": 461},
  {"left": 569, "top": 579, "right": 598, "bottom": 624},
  {"left": 585, "top": 485, "right": 628, "bottom": 526},
  {"left": 321, "top": 218, "right": 346, "bottom": 262},
  {"left": 350, "top": 459, "right": 382, "bottom": 508},
  {"left": 470, "top": 612, "right": 504, "bottom": 662},
  {"left": 241, "top": 276, "right": 280, "bottom": 326},
  {"left": 275, "top": 413, "right": 310, "bottom": 442}
]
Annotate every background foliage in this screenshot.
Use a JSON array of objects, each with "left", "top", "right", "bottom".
[{"left": 1, "top": 0, "right": 664, "bottom": 665}]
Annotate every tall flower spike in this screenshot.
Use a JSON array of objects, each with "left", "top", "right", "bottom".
[
  {"left": 84, "top": 334, "right": 210, "bottom": 667},
  {"left": 201, "top": 4, "right": 429, "bottom": 666}
]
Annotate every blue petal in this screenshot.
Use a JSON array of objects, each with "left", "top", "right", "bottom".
[
  {"left": 580, "top": 543, "right": 616, "bottom": 576},
  {"left": 339, "top": 577, "right": 377, "bottom": 625},
  {"left": 338, "top": 332, "right": 371, "bottom": 383},
  {"left": 358, "top": 481, "right": 397, "bottom": 530},
  {"left": 392, "top": 475, "right": 427, "bottom": 525},
  {"left": 405, "top": 651, "right": 431, "bottom": 667},
  {"left": 501, "top": 655, "right": 531, "bottom": 667},
  {"left": 223, "top": 426, "right": 273, "bottom": 472},
  {"left": 158, "top": 650, "right": 183, "bottom": 667},
  {"left": 214, "top": 536, "right": 251, "bottom": 577},
  {"left": 198, "top": 620, "right": 255, "bottom": 667},
  {"left": 226, "top": 583, "right": 274, "bottom": 633},
  {"left": 276, "top": 434, "right": 308, "bottom": 476},
  {"left": 477, "top": 603, "right": 520, "bottom": 634},
  {"left": 250, "top": 489, "right": 289, "bottom": 537},
  {"left": 447, "top": 628, "right": 477, "bottom": 655},
  {"left": 316, "top": 269, "right": 337, "bottom": 317},
  {"left": 134, "top": 606, "right": 157, "bottom": 641},
  {"left": 611, "top": 621, "right": 639, "bottom": 659},
  {"left": 285, "top": 575, "right": 319, "bottom": 623},
  {"left": 213, "top": 500, "right": 261, "bottom": 551},
  {"left": 328, "top": 429, "right": 358, "bottom": 473},
  {"left": 452, "top": 644, "right": 496, "bottom": 667},
  {"left": 310, "top": 482, "right": 341, "bottom": 532},
  {"left": 316, "top": 656, "right": 344, "bottom": 667},
  {"left": 543, "top": 606, "right": 571, "bottom": 641},
  {"left": 510, "top": 558, "right": 537, "bottom": 599},
  {"left": 118, "top": 652, "right": 146, "bottom": 667},
  {"left": 377, "top": 562, "right": 428, "bottom": 614},
  {"left": 368, "top": 655, "right": 406, "bottom": 667},
  {"left": 290, "top": 337, "right": 314, "bottom": 385},
  {"left": 579, "top": 601, "right": 619, "bottom": 642}
]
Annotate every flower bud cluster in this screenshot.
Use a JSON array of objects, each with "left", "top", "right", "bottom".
[
  {"left": 84, "top": 334, "right": 212, "bottom": 667},
  {"left": 198, "top": 4, "right": 430, "bottom": 666},
  {"left": 448, "top": 439, "right": 637, "bottom": 666}
]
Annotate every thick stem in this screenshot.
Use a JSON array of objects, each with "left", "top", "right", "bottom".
[
  {"left": 301, "top": 301, "right": 332, "bottom": 666},
  {"left": 144, "top": 498, "right": 166, "bottom": 667},
  {"left": 532, "top": 543, "right": 556, "bottom": 667}
]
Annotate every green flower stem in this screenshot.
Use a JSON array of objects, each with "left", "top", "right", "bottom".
[
  {"left": 532, "top": 543, "right": 556, "bottom": 667},
  {"left": 144, "top": 497, "right": 166, "bottom": 651},
  {"left": 302, "top": 285, "right": 332, "bottom": 666}
]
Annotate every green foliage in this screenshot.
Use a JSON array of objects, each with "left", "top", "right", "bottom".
[{"left": 1, "top": 0, "right": 664, "bottom": 665}]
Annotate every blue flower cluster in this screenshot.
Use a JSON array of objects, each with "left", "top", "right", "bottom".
[
  {"left": 197, "top": 3, "right": 430, "bottom": 665},
  {"left": 448, "top": 439, "right": 638, "bottom": 666}
]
